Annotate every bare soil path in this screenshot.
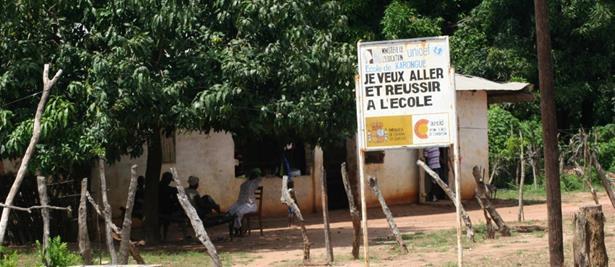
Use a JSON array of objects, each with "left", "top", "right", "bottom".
[{"left": 156, "top": 191, "right": 615, "bottom": 266}]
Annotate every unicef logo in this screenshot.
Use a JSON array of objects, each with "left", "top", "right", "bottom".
[{"left": 432, "top": 46, "right": 444, "bottom": 56}]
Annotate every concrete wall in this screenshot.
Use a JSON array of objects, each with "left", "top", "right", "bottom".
[
  {"left": 456, "top": 91, "right": 489, "bottom": 199},
  {"left": 93, "top": 91, "right": 490, "bottom": 218},
  {"left": 363, "top": 148, "right": 419, "bottom": 206},
  {"left": 93, "top": 131, "right": 322, "bottom": 218}
]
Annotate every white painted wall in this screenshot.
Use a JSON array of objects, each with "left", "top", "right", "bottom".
[{"left": 455, "top": 91, "right": 489, "bottom": 199}]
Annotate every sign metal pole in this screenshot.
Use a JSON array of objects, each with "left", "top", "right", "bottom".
[{"left": 354, "top": 75, "right": 370, "bottom": 266}]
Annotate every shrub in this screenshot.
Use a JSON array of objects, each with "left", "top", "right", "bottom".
[
  {"left": 36, "top": 236, "right": 80, "bottom": 267},
  {"left": 560, "top": 173, "right": 584, "bottom": 192},
  {"left": 0, "top": 246, "right": 18, "bottom": 267}
]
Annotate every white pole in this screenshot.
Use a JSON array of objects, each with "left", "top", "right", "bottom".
[
  {"left": 450, "top": 67, "right": 463, "bottom": 266},
  {"left": 354, "top": 74, "right": 369, "bottom": 266}
]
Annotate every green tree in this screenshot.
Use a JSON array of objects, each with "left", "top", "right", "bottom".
[{"left": 452, "top": 0, "right": 615, "bottom": 129}]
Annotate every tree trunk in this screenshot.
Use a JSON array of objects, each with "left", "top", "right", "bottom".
[
  {"left": 98, "top": 159, "right": 117, "bottom": 264},
  {"left": 78, "top": 178, "right": 92, "bottom": 265},
  {"left": 573, "top": 205, "right": 608, "bottom": 267},
  {"left": 0, "top": 64, "right": 62, "bottom": 244},
  {"left": 341, "top": 163, "right": 361, "bottom": 259},
  {"left": 518, "top": 133, "right": 525, "bottom": 222},
  {"left": 530, "top": 155, "right": 539, "bottom": 190},
  {"left": 118, "top": 165, "right": 139, "bottom": 264},
  {"left": 144, "top": 129, "right": 162, "bottom": 243},
  {"left": 170, "top": 168, "right": 221, "bottom": 267},
  {"left": 534, "top": 0, "right": 565, "bottom": 263},
  {"left": 320, "top": 166, "right": 334, "bottom": 263},
  {"left": 36, "top": 176, "right": 50, "bottom": 264},
  {"left": 281, "top": 175, "right": 311, "bottom": 263},
  {"left": 368, "top": 176, "right": 409, "bottom": 253},
  {"left": 471, "top": 166, "right": 511, "bottom": 236},
  {"left": 592, "top": 152, "right": 615, "bottom": 208},
  {"left": 488, "top": 159, "right": 499, "bottom": 185},
  {"left": 417, "top": 160, "right": 475, "bottom": 241}
]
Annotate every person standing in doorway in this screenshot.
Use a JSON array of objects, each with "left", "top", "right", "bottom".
[{"left": 424, "top": 147, "right": 444, "bottom": 202}]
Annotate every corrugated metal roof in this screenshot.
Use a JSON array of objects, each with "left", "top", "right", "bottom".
[{"left": 455, "top": 74, "right": 530, "bottom": 91}]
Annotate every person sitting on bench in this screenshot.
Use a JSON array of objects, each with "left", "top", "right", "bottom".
[
  {"left": 228, "top": 168, "right": 262, "bottom": 233},
  {"left": 185, "top": 175, "right": 222, "bottom": 218}
]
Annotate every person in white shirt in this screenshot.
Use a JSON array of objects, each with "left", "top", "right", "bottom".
[{"left": 228, "top": 169, "right": 262, "bottom": 232}]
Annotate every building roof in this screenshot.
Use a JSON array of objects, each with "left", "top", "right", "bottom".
[{"left": 454, "top": 73, "right": 534, "bottom": 103}]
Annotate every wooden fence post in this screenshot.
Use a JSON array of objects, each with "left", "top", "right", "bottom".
[
  {"left": 320, "top": 166, "right": 334, "bottom": 263},
  {"left": 573, "top": 205, "right": 608, "bottom": 267},
  {"left": 118, "top": 165, "right": 139, "bottom": 264},
  {"left": 417, "top": 160, "right": 475, "bottom": 241},
  {"left": 341, "top": 163, "right": 361, "bottom": 259},
  {"left": 281, "top": 175, "right": 311, "bottom": 263},
  {"left": 471, "top": 166, "right": 511, "bottom": 237},
  {"left": 98, "top": 158, "right": 117, "bottom": 264},
  {"left": 36, "top": 176, "right": 50, "bottom": 265},
  {"left": 78, "top": 178, "right": 92, "bottom": 265},
  {"left": 367, "top": 176, "right": 408, "bottom": 254},
  {"left": 170, "top": 168, "right": 221, "bottom": 267},
  {"left": 0, "top": 64, "right": 62, "bottom": 244}
]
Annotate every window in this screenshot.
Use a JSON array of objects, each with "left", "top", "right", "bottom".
[
  {"left": 233, "top": 136, "right": 309, "bottom": 177},
  {"left": 365, "top": 151, "right": 385, "bottom": 164},
  {"left": 161, "top": 132, "right": 176, "bottom": 163}
]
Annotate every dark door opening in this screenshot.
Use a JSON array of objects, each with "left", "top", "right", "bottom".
[
  {"left": 323, "top": 142, "right": 349, "bottom": 210},
  {"left": 422, "top": 147, "right": 451, "bottom": 202}
]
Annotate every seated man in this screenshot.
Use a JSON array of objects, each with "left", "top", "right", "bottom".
[
  {"left": 185, "top": 175, "right": 222, "bottom": 220},
  {"left": 158, "top": 172, "right": 187, "bottom": 241},
  {"left": 228, "top": 168, "right": 262, "bottom": 234}
]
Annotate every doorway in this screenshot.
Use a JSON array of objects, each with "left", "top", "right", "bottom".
[
  {"left": 323, "top": 142, "right": 349, "bottom": 210},
  {"left": 421, "top": 146, "right": 450, "bottom": 202}
]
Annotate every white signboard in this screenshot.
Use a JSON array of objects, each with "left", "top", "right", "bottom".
[{"left": 356, "top": 36, "right": 456, "bottom": 150}]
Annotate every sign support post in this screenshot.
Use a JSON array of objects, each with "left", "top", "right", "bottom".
[
  {"left": 450, "top": 67, "right": 463, "bottom": 266},
  {"left": 354, "top": 75, "right": 370, "bottom": 266},
  {"left": 355, "top": 36, "right": 460, "bottom": 267}
]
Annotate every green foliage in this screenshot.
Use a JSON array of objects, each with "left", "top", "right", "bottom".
[
  {"left": 0, "top": 247, "right": 17, "bottom": 267},
  {"left": 453, "top": 0, "right": 615, "bottom": 128},
  {"left": 593, "top": 124, "right": 615, "bottom": 172},
  {"left": 560, "top": 173, "right": 584, "bottom": 192},
  {"left": 488, "top": 105, "right": 520, "bottom": 159},
  {"left": 36, "top": 236, "right": 80, "bottom": 267},
  {"left": 381, "top": 0, "right": 443, "bottom": 39}
]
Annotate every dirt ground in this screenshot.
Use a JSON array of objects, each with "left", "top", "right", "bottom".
[{"left": 153, "top": 191, "right": 615, "bottom": 266}]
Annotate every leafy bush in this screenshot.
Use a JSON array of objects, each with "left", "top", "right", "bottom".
[
  {"left": 593, "top": 124, "right": 615, "bottom": 172},
  {"left": 0, "top": 246, "right": 18, "bottom": 267},
  {"left": 560, "top": 174, "right": 584, "bottom": 192},
  {"left": 36, "top": 236, "right": 80, "bottom": 267}
]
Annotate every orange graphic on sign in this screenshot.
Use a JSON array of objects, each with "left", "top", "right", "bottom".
[
  {"left": 414, "top": 119, "right": 429, "bottom": 139},
  {"left": 365, "top": 116, "right": 412, "bottom": 147}
]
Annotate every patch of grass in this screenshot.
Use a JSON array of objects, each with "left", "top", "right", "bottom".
[{"left": 11, "top": 248, "right": 259, "bottom": 267}]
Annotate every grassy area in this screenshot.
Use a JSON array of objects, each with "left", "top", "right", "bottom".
[{"left": 9, "top": 248, "right": 260, "bottom": 267}]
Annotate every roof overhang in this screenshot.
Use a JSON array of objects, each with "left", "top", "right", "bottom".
[{"left": 454, "top": 74, "right": 534, "bottom": 104}]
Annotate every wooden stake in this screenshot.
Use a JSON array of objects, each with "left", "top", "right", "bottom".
[
  {"left": 170, "top": 168, "right": 221, "bottom": 267},
  {"left": 36, "top": 176, "right": 50, "bottom": 265},
  {"left": 358, "top": 149, "right": 369, "bottom": 265},
  {"left": 534, "top": 0, "right": 564, "bottom": 264},
  {"left": 573, "top": 162, "right": 599, "bottom": 205},
  {"left": 518, "top": 131, "right": 525, "bottom": 222},
  {"left": 78, "top": 179, "right": 92, "bottom": 265},
  {"left": 0, "top": 64, "right": 62, "bottom": 244},
  {"left": 573, "top": 205, "right": 608, "bottom": 267},
  {"left": 118, "top": 165, "right": 139, "bottom": 264},
  {"left": 367, "top": 176, "right": 408, "bottom": 254},
  {"left": 320, "top": 166, "right": 334, "bottom": 263},
  {"left": 98, "top": 158, "right": 117, "bottom": 264},
  {"left": 591, "top": 152, "right": 615, "bottom": 208},
  {"left": 341, "top": 163, "right": 361, "bottom": 259},
  {"left": 281, "top": 175, "right": 311, "bottom": 263},
  {"left": 471, "top": 166, "right": 511, "bottom": 236},
  {"left": 417, "top": 160, "right": 475, "bottom": 241},
  {"left": 85, "top": 192, "right": 145, "bottom": 264}
]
